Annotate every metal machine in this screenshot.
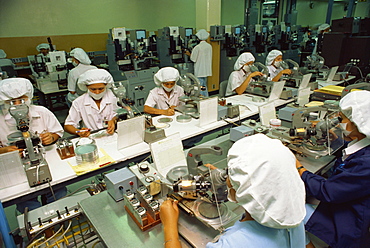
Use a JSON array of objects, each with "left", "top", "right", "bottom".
[
  {"left": 28, "top": 51, "right": 68, "bottom": 92},
  {"left": 156, "top": 26, "right": 196, "bottom": 75},
  {"left": 7, "top": 101, "right": 52, "bottom": 187},
  {"left": 301, "top": 53, "right": 329, "bottom": 81},
  {"left": 245, "top": 62, "right": 275, "bottom": 97},
  {"left": 175, "top": 73, "right": 207, "bottom": 119},
  {"left": 264, "top": 105, "right": 344, "bottom": 159},
  {"left": 106, "top": 27, "right": 159, "bottom": 112}
]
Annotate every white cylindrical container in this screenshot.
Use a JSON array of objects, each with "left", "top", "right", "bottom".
[{"left": 270, "top": 119, "right": 282, "bottom": 128}]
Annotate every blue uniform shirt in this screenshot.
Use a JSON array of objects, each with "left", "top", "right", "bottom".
[{"left": 302, "top": 144, "right": 370, "bottom": 248}]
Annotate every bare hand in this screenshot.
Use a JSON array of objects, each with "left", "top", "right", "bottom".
[
  {"left": 204, "top": 163, "right": 217, "bottom": 170},
  {"left": 281, "top": 69, "right": 292, "bottom": 75},
  {"left": 164, "top": 108, "right": 175, "bottom": 116},
  {"left": 185, "top": 50, "right": 191, "bottom": 56},
  {"left": 0, "top": 145, "right": 22, "bottom": 154},
  {"left": 250, "top": 71, "right": 264, "bottom": 78},
  {"left": 78, "top": 128, "right": 91, "bottom": 137},
  {"left": 107, "top": 119, "right": 117, "bottom": 134},
  {"left": 160, "top": 199, "right": 179, "bottom": 227},
  {"left": 40, "top": 132, "right": 55, "bottom": 145}
]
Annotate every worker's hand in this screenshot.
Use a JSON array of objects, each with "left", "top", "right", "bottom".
[
  {"left": 185, "top": 50, "right": 191, "bottom": 56},
  {"left": 164, "top": 108, "right": 175, "bottom": 116},
  {"left": 0, "top": 145, "right": 22, "bottom": 154},
  {"left": 296, "top": 159, "right": 307, "bottom": 176},
  {"left": 40, "top": 131, "right": 56, "bottom": 145},
  {"left": 160, "top": 199, "right": 179, "bottom": 227},
  {"left": 204, "top": 163, "right": 217, "bottom": 170},
  {"left": 107, "top": 119, "right": 117, "bottom": 135},
  {"left": 77, "top": 128, "right": 91, "bottom": 137},
  {"left": 281, "top": 69, "right": 292, "bottom": 75},
  {"left": 250, "top": 71, "right": 264, "bottom": 78}
]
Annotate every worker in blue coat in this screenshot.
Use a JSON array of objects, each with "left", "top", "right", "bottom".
[{"left": 296, "top": 90, "right": 370, "bottom": 248}]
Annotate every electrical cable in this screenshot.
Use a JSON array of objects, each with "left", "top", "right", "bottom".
[
  {"left": 47, "top": 179, "right": 56, "bottom": 201},
  {"left": 23, "top": 207, "right": 31, "bottom": 241},
  {"left": 60, "top": 184, "right": 95, "bottom": 199}
]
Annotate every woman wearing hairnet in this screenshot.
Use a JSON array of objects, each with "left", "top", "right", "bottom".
[
  {"left": 36, "top": 43, "right": 50, "bottom": 59},
  {"left": 312, "top": 23, "right": 330, "bottom": 55},
  {"left": 225, "top": 52, "right": 264, "bottom": 96},
  {"left": 265, "top": 50, "right": 292, "bottom": 82},
  {"left": 161, "top": 134, "right": 310, "bottom": 248},
  {"left": 185, "top": 29, "right": 212, "bottom": 97},
  {"left": 66, "top": 48, "right": 97, "bottom": 104},
  {"left": 144, "top": 67, "right": 184, "bottom": 116},
  {"left": 64, "top": 69, "right": 119, "bottom": 137},
  {"left": 0, "top": 78, "right": 66, "bottom": 212},
  {"left": 296, "top": 91, "right": 370, "bottom": 247}
]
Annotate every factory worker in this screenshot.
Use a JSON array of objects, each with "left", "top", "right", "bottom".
[
  {"left": 0, "top": 78, "right": 66, "bottom": 213},
  {"left": 144, "top": 67, "right": 184, "bottom": 116},
  {"left": 64, "top": 69, "right": 119, "bottom": 137},
  {"left": 185, "top": 29, "right": 212, "bottom": 97},
  {"left": 67, "top": 48, "right": 97, "bottom": 104},
  {"left": 312, "top": 23, "right": 330, "bottom": 55},
  {"left": 0, "top": 49, "right": 16, "bottom": 78},
  {"left": 161, "top": 134, "right": 310, "bottom": 248},
  {"left": 36, "top": 43, "right": 50, "bottom": 58},
  {"left": 225, "top": 52, "right": 264, "bottom": 96},
  {"left": 296, "top": 90, "right": 370, "bottom": 248},
  {"left": 265, "top": 50, "right": 292, "bottom": 82}
]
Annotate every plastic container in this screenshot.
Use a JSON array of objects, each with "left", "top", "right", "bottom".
[{"left": 75, "top": 137, "right": 98, "bottom": 164}]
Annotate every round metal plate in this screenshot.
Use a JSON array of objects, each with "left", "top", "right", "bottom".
[
  {"left": 176, "top": 114, "right": 192, "bottom": 123},
  {"left": 166, "top": 166, "right": 188, "bottom": 182},
  {"left": 184, "top": 107, "right": 196, "bottom": 114},
  {"left": 158, "top": 117, "right": 173, "bottom": 123},
  {"left": 198, "top": 201, "right": 227, "bottom": 219}
]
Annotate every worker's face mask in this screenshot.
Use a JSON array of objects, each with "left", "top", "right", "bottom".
[
  {"left": 273, "top": 61, "right": 281, "bottom": 68},
  {"left": 339, "top": 122, "right": 353, "bottom": 136},
  {"left": 162, "top": 85, "right": 174, "bottom": 92},
  {"left": 242, "top": 65, "right": 251, "bottom": 73},
  {"left": 88, "top": 90, "right": 106, "bottom": 100}
]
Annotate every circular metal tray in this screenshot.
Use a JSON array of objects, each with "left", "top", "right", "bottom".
[
  {"left": 176, "top": 114, "right": 192, "bottom": 123},
  {"left": 166, "top": 166, "right": 188, "bottom": 183},
  {"left": 158, "top": 117, "right": 173, "bottom": 123}
]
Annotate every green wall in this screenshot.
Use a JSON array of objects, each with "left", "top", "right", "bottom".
[
  {"left": 221, "top": 0, "right": 245, "bottom": 25},
  {"left": 0, "top": 0, "right": 196, "bottom": 37}
]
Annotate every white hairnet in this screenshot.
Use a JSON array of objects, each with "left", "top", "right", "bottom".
[
  {"left": 265, "top": 50, "right": 282, "bottom": 66},
  {"left": 318, "top": 23, "right": 330, "bottom": 32},
  {"left": 227, "top": 133, "right": 306, "bottom": 229},
  {"left": 36, "top": 43, "right": 50, "bottom": 52},
  {"left": 234, "top": 52, "right": 255, "bottom": 70},
  {"left": 153, "top": 67, "right": 180, "bottom": 86},
  {"left": 340, "top": 91, "right": 370, "bottom": 138},
  {"left": 77, "top": 69, "right": 114, "bottom": 91},
  {"left": 70, "top": 48, "right": 91, "bottom": 65},
  {"left": 0, "top": 49, "right": 7, "bottom": 59},
  {"left": 196, "top": 29, "right": 209, "bottom": 40},
  {"left": 0, "top": 78, "right": 34, "bottom": 101}
]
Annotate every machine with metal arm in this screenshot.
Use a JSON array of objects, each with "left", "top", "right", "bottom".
[
  {"left": 245, "top": 62, "right": 275, "bottom": 97},
  {"left": 8, "top": 102, "right": 52, "bottom": 187}
]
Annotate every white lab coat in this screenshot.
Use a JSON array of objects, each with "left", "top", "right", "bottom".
[
  {"left": 0, "top": 105, "right": 63, "bottom": 146},
  {"left": 266, "top": 65, "right": 283, "bottom": 81},
  {"left": 190, "top": 41, "right": 212, "bottom": 77},
  {"left": 64, "top": 90, "right": 119, "bottom": 131},
  {"left": 67, "top": 64, "right": 97, "bottom": 93},
  {"left": 225, "top": 70, "right": 253, "bottom": 96},
  {"left": 144, "top": 86, "right": 184, "bottom": 110}
]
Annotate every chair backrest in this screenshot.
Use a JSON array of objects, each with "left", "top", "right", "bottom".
[{"left": 219, "top": 80, "right": 228, "bottom": 98}]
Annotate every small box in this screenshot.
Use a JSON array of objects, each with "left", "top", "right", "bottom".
[
  {"left": 278, "top": 107, "right": 297, "bottom": 122},
  {"left": 230, "top": 126, "right": 254, "bottom": 142},
  {"left": 217, "top": 105, "right": 228, "bottom": 120},
  {"left": 105, "top": 167, "right": 138, "bottom": 201}
]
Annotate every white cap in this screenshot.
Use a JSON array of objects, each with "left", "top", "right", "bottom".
[
  {"left": 77, "top": 69, "right": 114, "bottom": 91},
  {"left": 318, "top": 23, "right": 330, "bottom": 32},
  {"left": 70, "top": 48, "right": 91, "bottom": 65},
  {"left": 0, "top": 49, "right": 7, "bottom": 59},
  {"left": 227, "top": 133, "right": 306, "bottom": 228},
  {"left": 0, "top": 78, "right": 34, "bottom": 101},
  {"left": 153, "top": 67, "right": 180, "bottom": 86},
  {"left": 340, "top": 91, "right": 370, "bottom": 138},
  {"left": 195, "top": 29, "right": 209, "bottom": 40},
  {"left": 265, "top": 50, "right": 282, "bottom": 66},
  {"left": 36, "top": 43, "right": 50, "bottom": 52},
  {"left": 234, "top": 52, "right": 255, "bottom": 70}
]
